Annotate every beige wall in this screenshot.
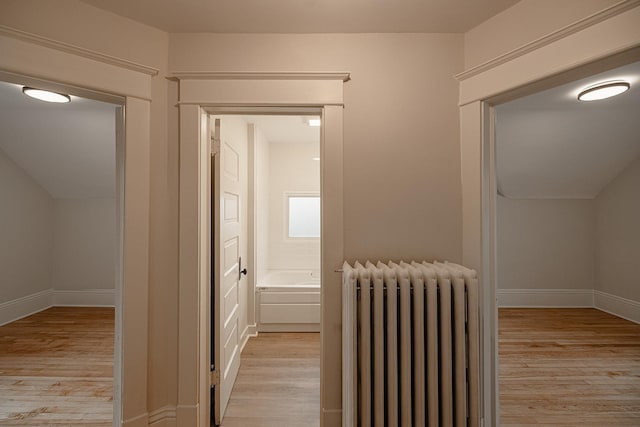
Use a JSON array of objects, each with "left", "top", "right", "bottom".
[
  {"left": 0, "top": 147, "right": 54, "bottom": 303},
  {"left": 170, "top": 33, "right": 464, "bottom": 263},
  {"left": 595, "top": 157, "right": 640, "bottom": 302},
  {"left": 497, "top": 196, "right": 596, "bottom": 291},
  {"left": 170, "top": 33, "right": 464, "bottom": 423},
  {"left": 52, "top": 198, "right": 116, "bottom": 291},
  {"left": 463, "top": 0, "right": 620, "bottom": 69},
  {"left": 267, "top": 141, "right": 320, "bottom": 271}
]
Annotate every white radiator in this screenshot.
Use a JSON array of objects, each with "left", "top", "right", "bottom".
[{"left": 342, "top": 260, "right": 480, "bottom": 427}]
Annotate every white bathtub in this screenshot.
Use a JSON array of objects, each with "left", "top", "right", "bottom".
[{"left": 256, "top": 270, "right": 321, "bottom": 332}]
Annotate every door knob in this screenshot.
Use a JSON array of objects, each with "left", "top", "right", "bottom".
[{"left": 238, "top": 257, "right": 248, "bottom": 280}]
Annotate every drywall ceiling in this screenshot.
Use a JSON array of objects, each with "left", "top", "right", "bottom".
[
  {"left": 496, "top": 60, "right": 640, "bottom": 199},
  {"left": 0, "top": 81, "right": 117, "bottom": 199},
  {"left": 79, "top": 0, "right": 519, "bottom": 33},
  {"left": 243, "top": 115, "right": 320, "bottom": 145}
]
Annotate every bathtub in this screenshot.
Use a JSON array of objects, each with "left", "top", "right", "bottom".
[{"left": 256, "top": 270, "right": 321, "bottom": 332}]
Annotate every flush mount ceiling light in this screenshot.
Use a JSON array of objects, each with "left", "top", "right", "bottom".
[
  {"left": 577, "top": 81, "right": 630, "bottom": 101},
  {"left": 22, "top": 87, "right": 71, "bottom": 103}
]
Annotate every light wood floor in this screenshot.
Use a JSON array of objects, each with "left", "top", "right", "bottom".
[
  {"left": 220, "top": 332, "right": 320, "bottom": 427},
  {"left": 499, "top": 308, "right": 640, "bottom": 426},
  {"left": 0, "top": 307, "right": 114, "bottom": 426}
]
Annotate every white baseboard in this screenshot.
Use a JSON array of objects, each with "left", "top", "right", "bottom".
[
  {"left": 0, "top": 289, "right": 53, "bottom": 326},
  {"left": 53, "top": 289, "right": 115, "bottom": 307},
  {"left": 1, "top": 289, "right": 115, "bottom": 326},
  {"left": 498, "top": 288, "right": 640, "bottom": 324},
  {"left": 497, "top": 289, "right": 594, "bottom": 308},
  {"left": 240, "top": 324, "right": 258, "bottom": 353},
  {"left": 594, "top": 291, "right": 640, "bottom": 324}
]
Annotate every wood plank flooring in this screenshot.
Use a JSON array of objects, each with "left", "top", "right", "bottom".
[
  {"left": 499, "top": 308, "right": 640, "bottom": 426},
  {"left": 220, "top": 332, "right": 320, "bottom": 427},
  {"left": 5, "top": 307, "right": 633, "bottom": 426},
  {"left": 0, "top": 307, "right": 114, "bottom": 426}
]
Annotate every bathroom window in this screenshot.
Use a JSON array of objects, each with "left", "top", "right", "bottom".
[{"left": 287, "top": 194, "right": 320, "bottom": 238}]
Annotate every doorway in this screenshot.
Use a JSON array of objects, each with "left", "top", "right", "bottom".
[
  {"left": 176, "top": 73, "right": 347, "bottom": 427},
  {"left": 492, "top": 60, "right": 640, "bottom": 424},
  {"left": 0, "top": 77, "right": 124, "bottom": 426},
  {"left": 208, "top": 113, "right": 322, "bottom": 425}
]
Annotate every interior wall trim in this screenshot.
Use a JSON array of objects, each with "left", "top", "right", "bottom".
[
  {"left": 594, "top": 290, "right": 640, "bottom": 324},
  {"left": 148, "top": 405, "right": 177, "bottom": 425},
  {"left": 455, "top": 0, "right": 640, "bottom": 81},
  {"left": 53, "top": 289, "right": 115, "bottom": 307},
  {"left": 498, "top": 289, "right": 640, "bottom": 325},
  {"left": 0, "top": 289, "right": 53, "bottom": 326},
  {"left": 497, "top": 288, "right": 594, "bottom": 308},
  {"left": 0, "top": 25, "right": 159, "bottom": 77},
  {"left": 170, "top": 71, "right": 351, "bottom": 82}
]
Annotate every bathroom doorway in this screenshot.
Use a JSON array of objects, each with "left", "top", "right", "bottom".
[{"left": 209, "top": 113, "right": 321, "bottom": 426}]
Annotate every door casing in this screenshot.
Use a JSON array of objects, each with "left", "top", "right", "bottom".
[{"left": 176, "top": 72, "right": 348, "bottom": 427}]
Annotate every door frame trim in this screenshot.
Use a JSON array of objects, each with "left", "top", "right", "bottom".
[
  {"left": 457, "top": 6, "right": 640, "bottom": 425},
  {"left": 176, "top": 74, "right": 348, "bottom": 426},
  {"left": 0, "top": 30, "right": 152, "bottom": 427}
]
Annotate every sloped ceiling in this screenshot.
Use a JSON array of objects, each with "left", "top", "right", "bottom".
[
  {"left": 79, "top": 0, "right": 519, "bottom": 33},
  {"left": 496, "top": 61, "right": 640, "bottom": 199},
  {"left": 0, "top": 81, "right": 117, "bottom": 199}
]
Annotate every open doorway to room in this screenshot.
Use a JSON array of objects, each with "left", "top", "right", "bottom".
[
  {"left": 494, "top": 61, "right": 640, "bottom": 425},
  {"left": 0, "top": 78, "right": 122, "bottom": 426},
  {"left": 209, "top": 114, "right": 321, "bottom": 427}
]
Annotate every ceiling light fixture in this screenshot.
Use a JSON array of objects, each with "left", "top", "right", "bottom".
[
  {"left": 577, "top": 81, "right": 630, "bottom": 101},
  {"left": 22, "top": 87, "right": 71, "bottom": 103},
  {"left": 308, "top": 118, "right": 321, "bottom": 127}
]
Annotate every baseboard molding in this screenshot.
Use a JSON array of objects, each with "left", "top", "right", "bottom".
[
  {"left": 258, "top": 323, "right": 321, "bottom": 333},
  {"left": 498, "top": 289, "right": 594, "bottom": 308},
  {"left": 498, "top": 288, "right": 640, "bottom": 324},
  {"left": 1, "top": 289, "right": 116, "bottom": 326},
  {"left": 240, "top": 324, "right": 258, "bottom": 353},
  {"left": 0, "top": 289, "right": 53, "bottom": 326},
  {"left": 594, "top": 291, "right": 640, "bottom": 324},
  {"left": 148, "top": 405, "right": 177, "bottom": 426},
  {"left": 53, "top": 289, "right": 115, "bottom": 307}
]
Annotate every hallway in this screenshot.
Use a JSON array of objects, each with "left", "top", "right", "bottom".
[{"left": 220, "top": 333, "right": 320, "bottom": 427}]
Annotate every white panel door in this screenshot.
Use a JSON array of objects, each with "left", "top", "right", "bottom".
[{"left": 212, "top": 117, "right": 246, "bottom": 424}]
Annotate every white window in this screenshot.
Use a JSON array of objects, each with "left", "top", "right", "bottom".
[{"left": 287, "top": 195, "right": 320, "bottom": 238}]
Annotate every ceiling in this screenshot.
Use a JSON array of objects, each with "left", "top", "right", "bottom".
[
  {"left": 79, "top": 0, "right": 519, "bottom": 33},
  {"left": 0, "top": 81, "right": 117, "bottom": 199},
  {"left": 496, "top": 60, "right": 640, "bottom": 199},
  {"left": 243, "top": 115, "right": 320, "bottom": 145}
]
